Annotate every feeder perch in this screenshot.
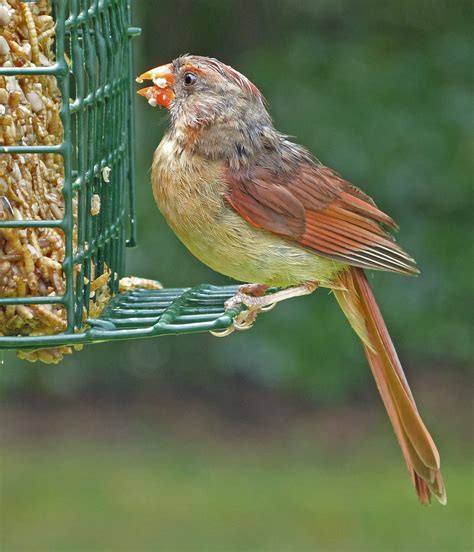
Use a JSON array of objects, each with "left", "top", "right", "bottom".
[{"left": 0, "top": 0, "right": 242, "bottom": 358}]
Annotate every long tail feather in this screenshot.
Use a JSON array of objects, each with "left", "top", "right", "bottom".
[{"left": 333, "top": 267, "right": 446, "bottom": 505}]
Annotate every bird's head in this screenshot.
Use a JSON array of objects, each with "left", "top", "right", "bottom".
[{"left": 137, "top": 55, "right": 274, "bottom": 161}]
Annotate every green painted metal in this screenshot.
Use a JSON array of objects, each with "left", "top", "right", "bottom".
[
  {"left": 0, "top": 1, "right": 238, "bottom": 351},
  {"left": 0, "top": 284, "right": 241, "bottom": 350}
]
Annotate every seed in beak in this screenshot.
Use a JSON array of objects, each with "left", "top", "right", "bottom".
[
  {"left": 137, "top": 85, "right": 174, "bottom": 109},
  {"left": 136, "top": 64, "right": 175, "bottom": 108},
  {"left": 152, "top": 77, "right": 169, "bottom": 89}
]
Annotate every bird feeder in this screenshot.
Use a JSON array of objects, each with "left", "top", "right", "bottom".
[{"left": 0, "top": 0, "right": 240, "bottom": 362}]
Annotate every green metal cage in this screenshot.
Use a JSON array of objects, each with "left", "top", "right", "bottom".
[{"left": 0, "top": 0, "right": 240, "bottom": 352}]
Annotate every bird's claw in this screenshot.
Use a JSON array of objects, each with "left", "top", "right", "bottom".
[
  {"left": 234, "top": 308, "right": 259, "bottom": 329},
  {"left": 210, "top": 326, "right": 235, "bottom": 338},
  {"left": 210, "top": 307, "right": 258, "bottom": 337}
]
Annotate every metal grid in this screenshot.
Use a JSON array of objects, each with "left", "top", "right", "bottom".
[{"left": 0, "top": 0, "right": 137, "bottom": 347}]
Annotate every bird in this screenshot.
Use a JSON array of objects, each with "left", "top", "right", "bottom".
[{"left": 136, "top": 54, "right": 446, "bottom": 505}]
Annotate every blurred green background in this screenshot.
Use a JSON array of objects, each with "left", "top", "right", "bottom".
[{"left": 1, "top": 0, "right": 473, "bottom": 550}]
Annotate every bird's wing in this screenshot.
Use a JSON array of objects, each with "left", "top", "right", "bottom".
[{"left": 225, "top": 162, "right": 418, "bottom": 275}]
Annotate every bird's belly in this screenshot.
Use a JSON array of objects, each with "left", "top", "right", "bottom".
[
  {"left": 152, "top": 148, "right": 344, "bottom": 287},
  {"left": 199, "top": 234, "right": 341, "bottom": 287},
  {"left": 166, "top": 201, "right": 342, "bottom": 288}
]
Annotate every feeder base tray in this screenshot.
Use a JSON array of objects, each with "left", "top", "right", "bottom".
[{"left": 0, "top": 284, "right": 243, "bottom": 351}]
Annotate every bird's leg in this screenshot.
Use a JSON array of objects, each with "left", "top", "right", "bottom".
[
  {"left": 226, "top": 281, "right": 318, "bottom": 311},
  {"left": 237, "top": 283, "right": 269, "bottom": 296},
  {"left": 211, "top": 281, "right": 318, "bottom": 337}
]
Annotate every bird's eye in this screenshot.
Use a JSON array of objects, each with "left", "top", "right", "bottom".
[{"left": 184, "top": 72, "right": 197, "bottom": 86}]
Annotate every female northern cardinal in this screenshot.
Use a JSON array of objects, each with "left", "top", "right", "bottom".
[{"left": 137, "top": 55, "right": 445, "bottom": 505}]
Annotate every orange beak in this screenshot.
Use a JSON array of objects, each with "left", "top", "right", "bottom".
[{"left": 136, "top": 63, "right": 175, "bottom": 108}]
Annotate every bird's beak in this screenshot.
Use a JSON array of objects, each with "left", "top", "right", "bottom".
[{"left": 136, "top": 63, "right": 175, "bottom": 109}]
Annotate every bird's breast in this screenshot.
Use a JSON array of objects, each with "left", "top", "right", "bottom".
[{"left": 152, "top": 138, "right": 228, "bottom": 234}]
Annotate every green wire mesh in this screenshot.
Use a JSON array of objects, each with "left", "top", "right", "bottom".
[{"left": 0, "top": 0, "right": 238, "bottom": 351}]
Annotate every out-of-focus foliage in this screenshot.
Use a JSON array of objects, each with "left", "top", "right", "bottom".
[{"left": 0, "top": 0, "right": 472, "bottom": 400}]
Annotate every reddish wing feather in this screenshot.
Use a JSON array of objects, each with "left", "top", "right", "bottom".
[
  {"left": 225, "top": 162, "right": 418, "bottom": 275},
  {"left": 229, "top": 178, "right": 305, "bottom": 237}
]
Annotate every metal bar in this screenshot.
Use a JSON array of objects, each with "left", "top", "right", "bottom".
[
  {"left": 0, "top": 312, "right": 235, "bottom": 350},
  {"left": 53, "top": 0, "right": 75, "bottom": 333},
  {"left": 0, "top": 145, "right": 65, "bottom": 154},
  {"left": 0, "top": 220, "right": 64, "bottom": 229},
  {"left": 0, "top": 295, "right": 66, "bottom": 306},
  {"left": 0, "top": 64, "right": 66, "bottom": 76},
  {"left": 70, "top": 0, "right": 86, "bottom": 329},
  {"left": 126, "top": 0, "right": 137, "bottom": 247}
]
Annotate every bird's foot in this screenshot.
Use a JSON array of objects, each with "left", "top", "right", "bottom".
[
  {"left": 210, "top": 284, "right": 270, "bottom": 337},
  {"left": 210, "top": 305, "right": 269, "bottom": 337},
  {"left": 210, "top": 281, "right": 318, "bottom": 337}
]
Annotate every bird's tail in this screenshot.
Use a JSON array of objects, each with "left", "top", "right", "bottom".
[{"left": 333, "top": 267, "right": 446, "bottom": 505}]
